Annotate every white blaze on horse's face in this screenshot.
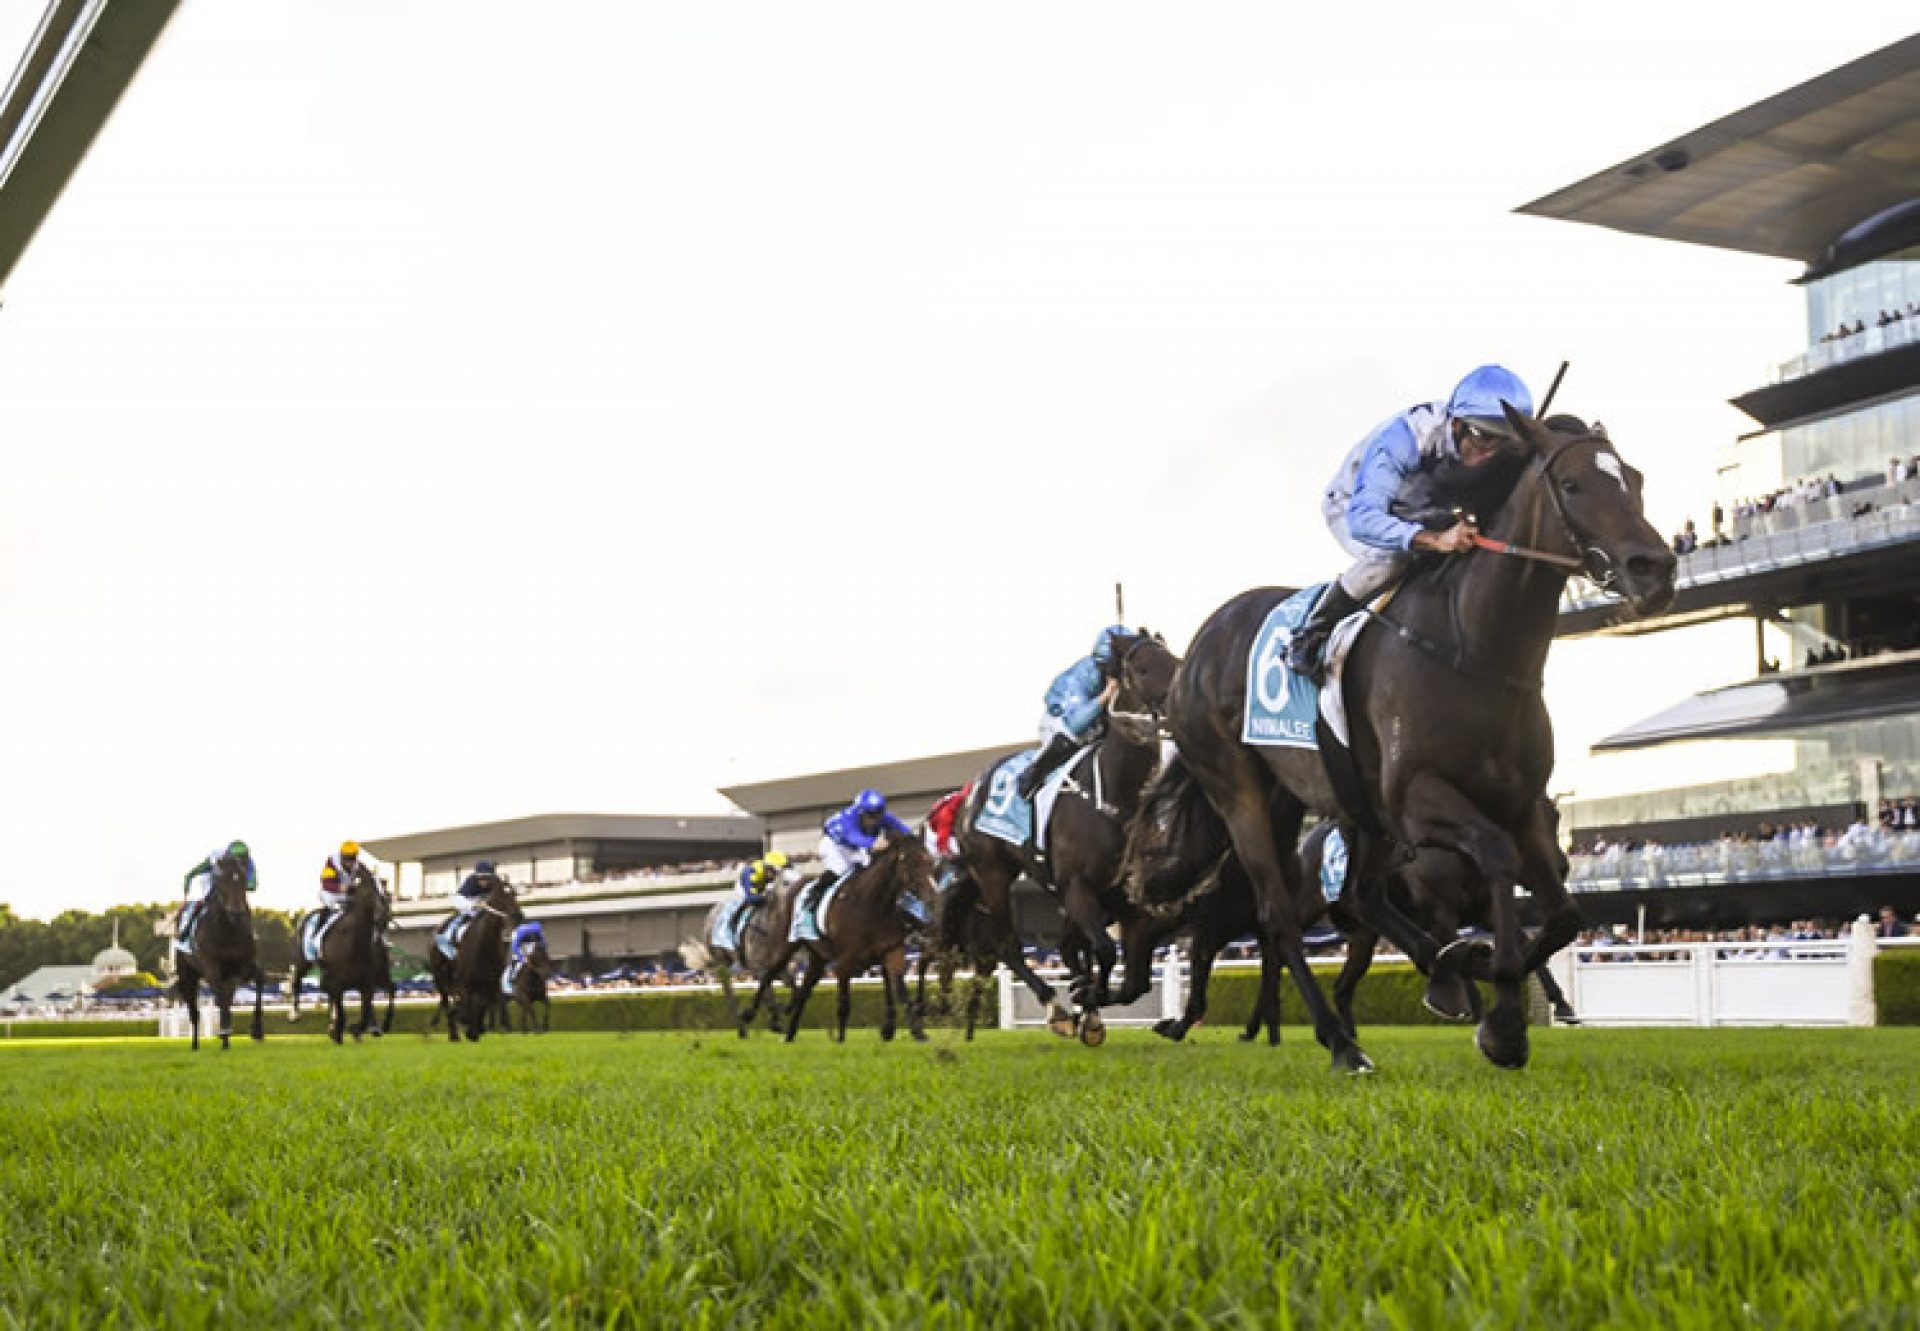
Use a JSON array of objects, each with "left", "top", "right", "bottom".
[{"left": 1593, "top": 451, "right": 1629, "bottom": 493}]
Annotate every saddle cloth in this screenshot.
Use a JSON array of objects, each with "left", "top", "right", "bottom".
[
  {"left": 434, "top": 914, "right": 472, "bottom": 961},
  {"left": 972, "top": 747, "right": 1085, "bottom": 851},
  {"left": 298, "top": 911, "right": 341, "bottom": 964},
  {"left": 711, "top": 895, "right": 761, "bottom": 953},
  {"left": 1242, "top": 584, "right": 1367, "bottom": 750},
  {"left": 789, "top": 879, "right": 845, "bottom": 944}
]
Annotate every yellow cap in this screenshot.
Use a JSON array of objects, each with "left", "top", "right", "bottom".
[{"left": 340, "top": 840, "right": 361, "bottom": 858}]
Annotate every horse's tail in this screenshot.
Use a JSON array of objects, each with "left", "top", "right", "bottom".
[
  {"left": 679, "top": 939, "right": 713, "bottom": 974},
  {"left": 1123, "top": 750, "right": 1232, "bottom": 914}
]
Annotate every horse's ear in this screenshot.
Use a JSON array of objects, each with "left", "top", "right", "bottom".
[{"left": 1502, "top": 400, "right": 1545, "bottom": 452}]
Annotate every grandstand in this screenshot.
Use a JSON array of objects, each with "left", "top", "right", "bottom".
[
  {"left": 375, "top": 741, "right": 1067, "bottom": 971},
  {"left": 1525, "top": 34, "right": 1920, "bottom": 929}
]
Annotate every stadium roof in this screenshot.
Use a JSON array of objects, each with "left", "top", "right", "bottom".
[
  {"left": 0, "top": 0, "right": 180, "bottom": 290},
  {"left": 364, "top": 813, "right": 763, "bottom": 863},
  {"left": 720, "top": 741, "right": 1027, "bottom": 816},
  {"left": 1594, "top": 653, "right": 1920, "bottom": 751},
  {"left": 1518, "top": 34, "right": 1920, "bottom": 275}
]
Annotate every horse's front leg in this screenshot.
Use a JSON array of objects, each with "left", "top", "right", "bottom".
[
  {"left": 181, "top": 973, "right": 202, "bottom": 1052},
  {"left": 1514, "top": 797, "right": 1583, "bottom": 978},
  {"left": 216, "top": 982, "right": 235, "bottom": 1051},
  {"left": 783, "top": 954, "right": 825, "bottom": 1042},
  {"left": 289, "top": 963, "right": 306, "bottom": 1022},
  {"left": 835, "top": 970, "right": 854, "bottom": 1043},
  {"left": 328, "top": 987, "right": 346, "bottom": 1044},
  {"left": 1400, "top": 773, "right": 1530, "bottom": 1069},
  {"left": 251, "top": 966, "right": 265, "bottom": 1041}
]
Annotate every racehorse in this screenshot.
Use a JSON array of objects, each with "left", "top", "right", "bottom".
[
  {"left": 1150, "top": 409, "right": 1674, "bottom": 1070},
  {"left": 288, "top": 867, "right": 392, "bottom": 1043},
  {"left": 684, "top": 880, "right": 804, "bottom": 1037},
  {"left": 173, "top": 859, "right": 264, "bottom": 1052},
  {"left": 426, "top": 877, "right": 523, "bottom": 1042},
  {"left": 503, "top": 931, "right": 553, "bottom": 1034},
  {"left": 757, "top": 835, "right": 937, "bottom": 1043},
  {"left": 949, "top": 629, "right": 1179, "bottom": 1044}
]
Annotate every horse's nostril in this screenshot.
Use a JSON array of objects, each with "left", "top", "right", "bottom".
[{"left": 1626, "top": 555, "right": 1660, "bottom": 579}]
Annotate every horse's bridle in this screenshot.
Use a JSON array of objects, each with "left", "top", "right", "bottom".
[{"left": 1526, "top": 438, "right": 1625, "bottom": 594}]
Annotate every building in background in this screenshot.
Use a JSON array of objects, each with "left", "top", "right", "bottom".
[
  {"left": 375, "top": 740, "right": 1073, "bottom": 970},
  {"left": 1527, "top": 34, "right": 1920, "bottom": 927}
]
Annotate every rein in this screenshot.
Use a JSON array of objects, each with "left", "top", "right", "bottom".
[{"left": 1467, "top": 532, "right": 1584, "bottom": 571}]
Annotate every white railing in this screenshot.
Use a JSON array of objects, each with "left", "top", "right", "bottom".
[{"left": 1546, "top": 920, "right": 1892, "bottom": 1027}]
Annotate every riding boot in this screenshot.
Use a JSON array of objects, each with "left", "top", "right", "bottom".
[
  {"left": 1285, "top": 582, "right": 1362, "bottom": 682},
  {"left": 1018, "top": 733, "right": 1078, "bottom": 799},
  {"left": 178, "top": 901, "right": 202, "bottom": 949}
]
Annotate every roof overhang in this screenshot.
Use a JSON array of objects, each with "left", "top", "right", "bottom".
[
  {"left": 1595, "top": 655, "right": 1920, "bottom": 751},
  {"left": 720, "top": 742, "right": 1027, "bottom": 817},
  {"left": 1517, "top": 34, "right": 1920, "bottom": 274},
  {"left": 364, "top": 813, "right": 763, "bottom": 863},
  {"left": 1731, "top": 344, "right": 1920, "bottom": 427},
  {"left": 0, "top": 0, "right": 180, "bottom": 290}
]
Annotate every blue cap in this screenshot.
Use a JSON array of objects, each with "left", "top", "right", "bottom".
[
  {"left": 854, "top": 789, "right": 887, "bottom": 816},
  {"left": 1447, "top": 365, "right": 1533, "bottom": 434}
]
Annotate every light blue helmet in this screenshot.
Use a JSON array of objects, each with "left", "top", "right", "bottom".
[
  {"left": 854, "top": 789, "right": 887, "bottom": 817},
  {"left": 1447, "top": 365, "right": 1534, "bottom": 437},
  {"left": 1090, "top": 625, "right": 1128, "bottom": 667}
]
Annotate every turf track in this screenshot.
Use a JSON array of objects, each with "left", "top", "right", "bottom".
[{"left": 2, "top": 1028, "right": 1916, "bottom": 1328}]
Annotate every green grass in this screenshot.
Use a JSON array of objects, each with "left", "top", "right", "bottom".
[{"left": 2, "top": 1028, "right": 1916, "bottom": 1328}]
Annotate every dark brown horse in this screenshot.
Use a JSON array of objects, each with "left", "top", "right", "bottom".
[
  {"left": 949, "top": 629, "right": 1179, "bottom": 1043},
  {"left": 503, "top": 932, "right": 553, "bottom": 1034},
  {"left": 289, "top": 867, "right": 391, "bottom": 1043},
  {"left": 426, "top": 877, "right": 523, "bottom": 1042},
  {"left": 173, "top": 860, "right": 264, "bottom": 1052},
  {"left": 753, "top": 835, "right": 936, "bottom": 1043},
  {"left": 687, "top": 882, "right": 803, "bottom": 1037},
  {"left": 1153, "top": 410, "right": 1674, "bottom": 1071}
]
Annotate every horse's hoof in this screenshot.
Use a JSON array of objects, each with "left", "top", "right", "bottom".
[
  {"left": 1046, "top": 1006, "right": 1076, "bottom": 1038},
  {"left": 1476, "top": 1007, "right": 1530, "bottom": 1070},
  {"left": 1422, "top": 968, "right": 1479, "bottom": 1022},
  {"left": 910, "top": 1030, "right": 929, "bottom": 1044},
  {"left": 1153, "top": 1018, "right": 1185, "bottom": 1042},
  {"left": 1332, "top": 1045, "right": 1375, "bottom": 1076},
  {"left": 880, "top": 1027, "right": 897, "bottom": 1043},
  {"left": 1078, "top": 1011, "right": 1107, "bottom": 1047},
  {"left": 736, "top": 1025, "right": 751, "bottom": 1040},
  {"left": 1552, "top": 1003, "right": 1582, "bottom": 1027},
  {"left": 330, "top": 1032, "right": 343, "bottom": 1045}
]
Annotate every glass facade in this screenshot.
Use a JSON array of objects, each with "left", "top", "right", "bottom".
[
  {"left": 1770, "top": 392, "right": 1920, "bottom": 487},
  {"left": 1805, "top": 248, "right": 1920, "bottom": 345}
]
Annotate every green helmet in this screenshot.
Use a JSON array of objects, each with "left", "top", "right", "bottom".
[{"left": 226, "top": 839, "right": 250, "bottom": 860}]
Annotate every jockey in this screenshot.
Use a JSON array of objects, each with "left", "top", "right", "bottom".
[
  {"left": 319, "top": 840, "right": 384, "bottom": 917},
  {"left": 801, "top": 789, "right": 912, "bottom": 920},
  {"left": 454, "top": 860, "right": 502, "bottom": 916},
  {"left": 178, "top": 840, "right": 256, "bottom": 943},
  {"left": 435, "top": 860, "right": 503, "bottom": 954},
  {"left": 1286, "top": 364, "right": 1535, "bottom": 680},
  {"left": 325, "top": 840, "right": 385, "bottom": 897},
  {"left": 735, "top": 850, "right": 791, "bottom": 901},
  {"left": 317, "top": 864, "right": 348, "bottom": 915},
  {"left": 510, "top": 920, "right": 545, "bottom": 964},
  {"left": 923, "top": 785, "right": 969, "bottom": 893},
  {"left": 1016, "top": 625, "right": 1126, "bottom": 799}
]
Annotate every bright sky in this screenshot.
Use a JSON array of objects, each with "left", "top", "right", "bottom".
[{"left": 1, "top": 3, "right": 1914, "bottom": 918}]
